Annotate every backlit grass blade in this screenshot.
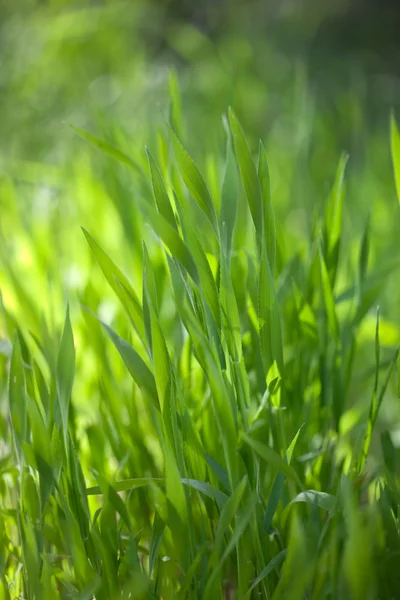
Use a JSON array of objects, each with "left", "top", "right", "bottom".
[
  {"left": 258, "top": 140, "right": 276, "bottom": 272},
  {"left": 360, "top": 307, "right": 380, "bottom": 471},
  {"left": 324, "top": 153, "right": 348, "bottom": 285},
  {"left": 70, "top": 125, "right": 143, "bottom": 175},
  {"left": 142, "top": 242, "right": 159, "bottom": 358},
  {"left": 319, "top": 248, "right": 339, "bottom": 342},
  {"left": 170, "top": 127, "right": 219, "bottom": 235},
  {"left": 220, "top": 128, "right": 238, "bottom": 261},
  {"left": 9, "top": 333, "right": 27, "bottom": 462},
  {"left": 146, "top": 148, "right": 177, "bottom": 229},
  {"left": 182, "top": 307, "right": 238, "bottom": 487},
  {"left": 220, "top": 248, "right": 242, "bottom": 362},
  {"left": 100, "top": 320, "right": 159, "bottom": 407},
  {"left": 390, "top": 112, "right": 400, "bottom": 203},
  {"left": 259, "top": 243, "right": 284, "bottom": 378},
  {"left": 82, "top": 227, "right": 145, "bottom": 340},
  {"left": 174, "top": 194, "right": 221, "bottom": 331},
  {"left": 139, "top": 198, "right": 199, "bottom": 283},
  {"left": 56, "top": 302, "right": 75, "bottom": 449},
  {"left": 229, "top": 107, "right": 263, "bottom": 241}
]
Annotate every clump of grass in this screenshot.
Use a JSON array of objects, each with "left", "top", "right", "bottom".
[{"left": 2, "top": 88, "right": 400, "bottom": 599}]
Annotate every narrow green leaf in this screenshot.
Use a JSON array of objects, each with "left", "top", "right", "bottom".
[
  {"left": 245, "top": 550, "right": 287, "bottom": 598},
  {"left": 175, "top": 194, "right": 221, "bottom": 331},
  {"left": 9, "top": 334, "right": 27, "bottom": 457},
  {"left": 176, "top": 544, "right": 207, "bottom": 599},
  {"left": 146, "top": 148, "right": 177, "bottom": 229},
  {"left": 86, "top": 478, "right": 161, "bottom": 496},
  {"left": 220, "top": 254, "right": 242, "bottom": 361},
  {"left": 168, "top": 70, "right": 183, "bottom": 138},
  {"left": 181, "top": 479, "right": 228, "bottom": 510},
  {"left": 182, "top": 308, "right": 237, "bottom": 487},
  {"left": 324, "top": 153, "right": 348, "bottom": 284},
  {"left": 288, "top": 490, "right": 336, "bottom": 511},
  {"left": 150, "top": 307, "right": 171, "bottom": 413},
  {"left": 204, "top": 492, "right": 257, "bottom": 597},
  {"left": 258, "top": 140, "right": 276, "bottom": 272},
  {"left": 259, "top": 244, "right": 284, "bottom": 376},
  {"left": 220, "top": 130, "right": 238, "bottom": 261},
  {"left": 242, "top": 434, "right": 302, "bottom": 487},
  {"left": 82, "top": 228, "right": 145, "bottom": 340},
  {"left": 210, "top": 476, "right": 248, "bottom": 565},
  {"left": 139, "top": 199, "right": 199, "bottom": 283},
  {"left": 358, "top": 213, "right": 370, "bottom": 285},
  {"left": 229, "top": 108, "right": 263, "bottom": 240},
  {"left": 56, "top": 303, "right": 75, "bottom": 446},
  {"left": 360, "top": 307, "right": 380, "bottom": 470},
  {"left": 390, "top": 111, "right": 400, "bottom": 203},
  {"left": 263, "top": 425, "right": 304, "bottom": 532},
  {"left": 170, "top": 128, "right": 219, "bottom": 235},
  {"left": 148, "top": 512, "right": 165, "bottom": 577},
  {"left": 319, "top": 249, "right": 339, "bottom": 341},
  {"left": 142, "top": 241, "right": 159, "bottom": 358},
  {"left": 101, "top": 320, "right": 159, "bottom": 406},
  {"left": 70, "top": 125, "right": 143, "bottom": 175}
]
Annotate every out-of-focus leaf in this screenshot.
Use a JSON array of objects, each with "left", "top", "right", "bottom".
[{"left": 390, "top": 112, "right": 400, "bottom": 203}]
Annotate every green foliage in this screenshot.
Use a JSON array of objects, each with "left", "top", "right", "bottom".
[{"left": 1, "top": 23, "right": 400, "bottom": 597}]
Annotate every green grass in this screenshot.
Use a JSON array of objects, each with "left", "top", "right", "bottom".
[{"left": 2, "top": 72, "right": 400, "bottom": 599}]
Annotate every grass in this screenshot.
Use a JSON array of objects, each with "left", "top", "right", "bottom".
[{"left": 2, "top": 72, "right": 400, "bottom": 599}]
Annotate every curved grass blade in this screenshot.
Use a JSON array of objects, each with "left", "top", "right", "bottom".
[
  {"left": 70, "top": 125, "right": 143, "bottom": 175},
  {"left": 242, "top": 434, "right": 302, "bottom": 488},
  {"left": 82, "top": 228, "right": 145, "bottom": 340},
  {"left": 170, "top": 127, "right": 219, "bottom": 235},
  {"left": 288, "top": 490, "right": 336, "bottom": 512},
  {"left": 100, "top": 319, "right": 159, "bottom": 407},
  {"left": 245, "top": 550, "right": 287, "bottom": 598},
  {"left": 139, "top": 198, "right": 199, "bottom": 284}
]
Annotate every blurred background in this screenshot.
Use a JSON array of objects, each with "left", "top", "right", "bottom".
[
  {"left": 1, "top": 0, "right": 400, "bottom": 425},
  {"left": 1, "top": 0, "right": 400, "bottom": 230}
]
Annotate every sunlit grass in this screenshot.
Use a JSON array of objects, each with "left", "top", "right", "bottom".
[{"left": 2, "top": 70, "right": 400, "bottom": 599}]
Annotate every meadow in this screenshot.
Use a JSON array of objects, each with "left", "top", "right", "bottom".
[{"left": 1, "top": 3, "right": 400, "bottom": 599}]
